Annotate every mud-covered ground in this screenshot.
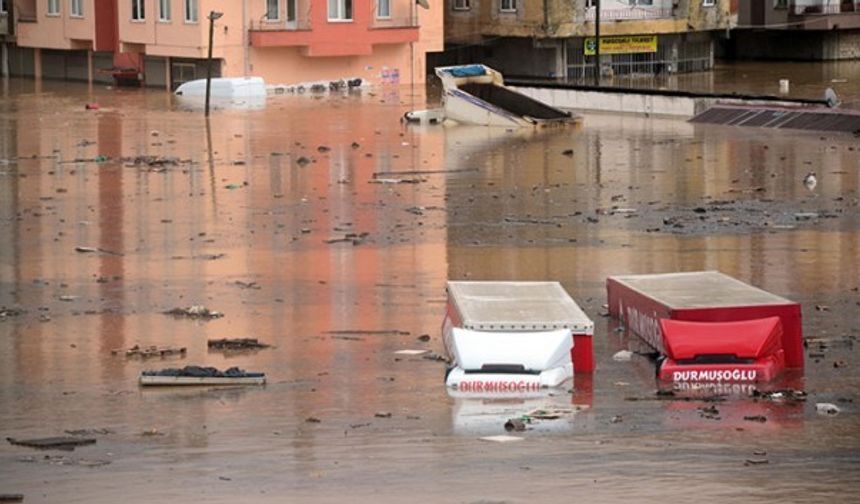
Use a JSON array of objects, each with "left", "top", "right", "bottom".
[{"left": 1, "top": 66, "right": 859, "bottom": 503}]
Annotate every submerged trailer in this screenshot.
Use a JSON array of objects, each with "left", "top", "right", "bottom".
[
  {"left": 405, "top": 65, "right": 579, "bottom": 128},
  {"left": 443, "top": 281, "right": 594, "bottom": 392},
  {"left": 607, "top": 271, "right": 803, "bottom": 384}
]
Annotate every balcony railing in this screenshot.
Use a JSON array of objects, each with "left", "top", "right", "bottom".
[
  {"left": 584, "top": 6, "right": 675, "bottom": 21},
  {"left": 250, "top": 18, "right": 312, "bottom": 31},
  {"left": 370, "top": 13, "right": 418, "bottom": 29}
]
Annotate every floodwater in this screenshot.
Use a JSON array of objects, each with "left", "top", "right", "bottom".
[{"left": 1, "top": 63, "right": 859, "bottom": 503}]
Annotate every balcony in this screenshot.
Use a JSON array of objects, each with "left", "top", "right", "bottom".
[
  {"left": 788, "top": 0, "right": 860, "bottom": 29},
  {"left": 249, "top": 1, "right": 418, "bottom": 57},
  {"left": 584, "top": 4, "right": 675, "bottom": 22}
]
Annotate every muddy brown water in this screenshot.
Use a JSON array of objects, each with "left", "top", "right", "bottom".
[{"left": 1, "top": 66, "right": 859, "bottom": 503}]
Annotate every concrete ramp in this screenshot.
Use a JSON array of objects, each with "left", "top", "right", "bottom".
[{"left": 690, "top": 104, "right": 860, "bottom": 134}]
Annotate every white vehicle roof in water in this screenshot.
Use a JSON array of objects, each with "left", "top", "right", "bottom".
[
  {"left": 175, "top": 77, "right": 266, "bottom": 98},
  {"left": 447, "top": 281, "right": 593, "bottom": 332}
]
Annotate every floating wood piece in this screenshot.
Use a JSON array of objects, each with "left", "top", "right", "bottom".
[
  {"left": 164, "top": 305, "right": 224, "bottom": 319},
  {"left": 207, "top": 338, "right": 270, "bottom": 350},
  {"left": 0, "top": 494, "right": 24, "bottom": 503},
  {"left": 112, "top": 345, "right": 187, "bottom": 358},
  {"left": 6, "top": 436, "right": 96, "bottom": 451}
]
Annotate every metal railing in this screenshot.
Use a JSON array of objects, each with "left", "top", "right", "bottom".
[
  {"left": 370, "top": 15, "right": 418, "bottom": 29},
  {"left": 250, "top": 17, "right": 312, "bottom": 31},
  {"left": 583, "top": 6, "right": 675, "bottom": 21}
]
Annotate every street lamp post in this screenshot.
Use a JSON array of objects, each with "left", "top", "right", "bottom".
[
  {"left": 593, "top": 0, "right": 601, "bottom": 87},
  {"left": 205, "top": 11, "right": 224, "bottom": 117}
]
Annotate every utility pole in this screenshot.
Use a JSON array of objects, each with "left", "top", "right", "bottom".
[
  {"left": 593, "top": 0, "right": 601, "bottom": 87},
  {"left": 205, "top": 11, "right": 224, "bottom": 117}
]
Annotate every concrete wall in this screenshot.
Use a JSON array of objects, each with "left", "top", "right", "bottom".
[
  {"left": 118, "top": 0, "right": 243, "bottom": 59},
  {"left": 447, "top": 0, "right": 732, "bottom": 41},
  {"left": 513, "top": 85, "right": 699, "bottom": 117},
  {"left": 248, "top": 0, "right": 443, "bottom": 84},
  {"left": 16, "top": 0, "right": 95, "bottom": 49}
]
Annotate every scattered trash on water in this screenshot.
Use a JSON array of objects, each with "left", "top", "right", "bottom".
[
  {"left": 6, "top": 436, "right": 96, "bottom": 451},
  {"left": 164, "top": 306, "right": 224, "bottom": 319},
  {"left": 140, "top": 366, "right": 265, "bottom": 386},
  {"left": 112, "top": 345, "right": 187, "bottom": 359},
  {"left": 0, "top": 307, "right": 25, "bottom": 319},
  {"left": 63, "top": 428, "right": 113, "bottom": 436},
  {"left": 479, "top": 435, "right": 523, "bottom": 443},
  {"left": 207, "top": 338, "right": 270, "bottom": 351},
  {"left": 504, "top": 418, "right": 527, "bottom": 432},
  {"left": 374, "top": 412, "right": 392, "bottom": 419},
  {"left": 751, "top": 389, "right": 807, "bottom": 402},
  {"left": 816, "top": 403, "right": 841, "bottom": 415},
  {"left": 232, "top": 281, "right": 261, "bottom": 290},
  {"left": 610, "top": 415, "right": 623, "bottom": 424},
  {"left": 393, "top": 349, "right": 430, "bottom": 356},
  {"left": 612, "top": 350, "right": 633, "bottom": 362},
  {"left": 85, "top": 103, "right": 99, "bottom": 110},
  {"left": 743, "top": 415, "right": 768, "bottom": 423},
  {"left": 744, "top": 458, "right": 769, "bottom": 466}
]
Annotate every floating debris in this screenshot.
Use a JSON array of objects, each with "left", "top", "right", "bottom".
[
  {"left": 816, "top": 403, "right": 841, "bottom": 415},
  {"left": 479, "top": 435, "right": 523, "bottom": 443},
  {"left": 207, "top": 338, "right": 271, "bottom": 351},
  {"left": 140, "top": 366, "right": 265, "bottom": 386},
  {"left": 504, "top": 418, "right": 527, "bottom": 432},
  {"left": 393, "top": 349, "right": 429, "bottom": 356},
  {"left": 112, "top": 345, "right": 187, "bottom": 359},
  {"left": 0, "top": 307, "right": 25, "bottom": 319},
  {"left": 6, "top": 436, "right": 96, "bottom": 451},
  {"left": 164, "top": 305, "right": 224, "bottom": 319},
  {"left": 751, "top": 389, "right": 807, "bottom": 402},
  {"left": 612, "top": 350, "right": 633, "bottom": 362}
]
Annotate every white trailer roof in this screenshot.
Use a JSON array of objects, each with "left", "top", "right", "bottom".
[
  {"left": 447, "top": 281, "right": 593, "bottom": 332},
  {"left": 609, "top": 271, "right": 794, "bottom": 309}
]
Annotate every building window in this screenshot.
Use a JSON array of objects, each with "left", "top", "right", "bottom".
[
  {"left": 585, "top": 0, "right": 596, "bottom": 7},
  {"left": 1, "top": 0, "right": 8, "bottom": 14},
  {"left": 378, "top": 0, "right": 390, "bottom": 18},
  {"left": 702, "top": 0, "right": 715, "bottom": 6},
  {"left": 131, "top": 0, "right": 144, "bottom": 20},
  {"left": 159, "top": 0, "right": 171, "bottom": 21},
  {"left": 453, "top": 0, "right": 470, "bottom": 10},
  {"left": 328, "top": 0, "right": 352, "bottom": 21},
  {"left": 773, "top": 0, "right": 788, "bottom": 8},
  {"left": 266, "top": 0, "right": 279, "bottom": 20},
  {"left": 185, "top": 0, "right": 198, "bottom": 22},
  {"left": 500, "top": 0, "right": 516, "bottom": 12},
  {"left": 48, "top": 0, "right": 60, "bottom": 15},
  {"left": 70, "top": 0, "right": 83, "bottom": 16}
]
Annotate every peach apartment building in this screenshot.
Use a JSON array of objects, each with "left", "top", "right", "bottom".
[{"left": 1, "top": 1, "right": 443, "bottom": 88}]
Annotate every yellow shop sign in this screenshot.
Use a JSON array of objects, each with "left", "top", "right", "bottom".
[{"left": 584, "top": 35, "right": 658, "bottom": 56}]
